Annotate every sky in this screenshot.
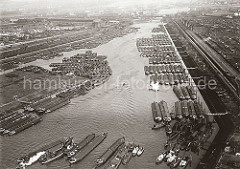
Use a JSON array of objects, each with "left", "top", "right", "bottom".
[
  {"left": 0, "top": 0, "right": 195, "bottom": 16},
  {"left": 1, "top": 0, "right": 193, "bottom": 10}
]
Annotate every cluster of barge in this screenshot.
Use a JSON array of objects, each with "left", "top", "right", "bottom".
[
  {"left": 136, "top": 24, "right": 191, "bottom": 90},
  {"left": 155, "top": 117, "right": 215, "bottom": 169},
  {"left": 0, "top": 50, "right": 113, "bottom": 136},
  {"left": 149, "top": 73, "right": 188, "bottom": 86},
  {"left": 27, "top": 97, "right": 70, "bottom": 114},
  {"left": 0, "top": 111, "right": 41, "bottom": 136},
  {"left": 16, "top": 134, "right": 144, "bottom": 169},
  {"left": 148, "top": 56, "right": 180, "bottom": 64},
  {"left": 0, "top": 96, "right": 70, "bottom": 136},
  {"left": 151, "top": 101, "right": 171, "bottom": 124},
  {"left": 136, "top": 36, "right": 171, "bottom": 46},
  {"left": 173, "top": 86, "right": 197, "bottom": 100},
  {"left": 50, "top": 50, "right": 112, "bottom": 79},
  {"left": 137, "top": 23, "right": 216, "bottom": 168},
  {"left": 151, "top": 99, "right": 215, "bottom": 168},
  {"left": 145, "top": 64, "right": 184, "bottom": 74},
  {"left": 137, "top": 45, "right": 174, "bottom": 52}
]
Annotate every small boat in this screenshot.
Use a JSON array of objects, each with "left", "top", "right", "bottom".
[
  {"left": 167, "top": 154, "right": 177, "bottom": 165},
  {"left": 132, "top": 146, "right": 139, "bottom": 157},
  {"left": 165, "top": 150, "right": 175, "bottom": 162},
  {"left": 122, "top": 83, "right": 127, "bottom": 86},
  {"left": 165, "top": 124, "right": 173, "bottom": 135},
  {"left": 164, "top": 141, "right": 172, "bottom": 150},
  {"left": 137, "top": 147, "right": 144, "bottom": 156},
  {"left": 170, "top": 157, "right": 182, "bottom": 168},
  {"left": 178, "top": 156, "right": 191, "bottom": 168},
  {"left": 152, "top": 122, "right": 166, "bottom": 130},
  {"left": 156, "top": 152, "right": 167, "bottom": 164}
]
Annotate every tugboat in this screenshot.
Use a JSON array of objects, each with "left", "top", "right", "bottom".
[
  {"left": 152, "top": 122, "right": 166, "bottom": 130},
  {"left": 40, "top": 137, "right": 75, "bottom": 164},
  {"left": 156, "top": 151, "right": 167, "bottom": 164},
  {"left": 177, "top": 155, "right": 192, "bottom": 169},
  {"left": 137, "top": 147, "right": 144, "bottom": 156},
  {"left": 132, "top": 146, "right": 139, "bottom": 157},
  {"left": 170, "top": 157, "right": 182, "bottom": 168},
  {"left": 166, "top": 154, "right": 177, "bottom": 166},
  {"left": 66, "top": 133, "right": 95, "bottom": 158},
  {"left": 40, "top": 150, "right": 64, "bottom": 164},
  {"left": 165, "top": 149, "right": 175, "bottom": 162}
]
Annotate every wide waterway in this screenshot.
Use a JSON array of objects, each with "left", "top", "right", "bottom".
[{"left": 1, "top": 21, "right": 214, "bottom": 169}]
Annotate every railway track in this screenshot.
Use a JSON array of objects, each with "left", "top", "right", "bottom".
[
  {"left": 174, "top": 21, "right": 240, "bottom": 103},
  {"left": 172, "top": 20, "right": 236, "bottom": 169}
]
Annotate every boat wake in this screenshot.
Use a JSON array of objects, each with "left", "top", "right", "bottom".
[{"left": 17, "top": 151, "right": 45, "bottom": 169}]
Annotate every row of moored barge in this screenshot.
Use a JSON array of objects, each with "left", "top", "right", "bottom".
[
  {"left": 173, "top": 86, "right": 197, "bottom": 100},
  {"left": 151, "top": 101, "right": 171, "bottom": 123},
  {"left": 149, "top": 57, "right": 180, "bottom": 64},
  {"left": 144, "top": 64, "right": 184, "bottom": 74},
  {"left": 149, "top": 73, "right": 188, "bottom": 85},
  {"left": 0, "top": 96, "right": 70, "bottom": 136},
  {"left": 151, "top": 100, "right": 209, "bottom": 124},
  {"left": 144, "top": 24, "right": 215, "bottom": 168},
  {"left": 16, "top": 134, "right": 144, "bottom": 169}
]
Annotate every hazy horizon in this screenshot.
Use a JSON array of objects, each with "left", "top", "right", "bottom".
[{"left": 1, "top": 0, "right": 194, "bottom": 13}]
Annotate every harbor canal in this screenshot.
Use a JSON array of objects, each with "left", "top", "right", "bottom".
[{"left": 1, "top": 21, "right": 216, "bottom": 169}]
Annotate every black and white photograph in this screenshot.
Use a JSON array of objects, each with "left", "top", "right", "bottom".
[{"left": 0, "top": 0, "right": 240, "bottom": 169}]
